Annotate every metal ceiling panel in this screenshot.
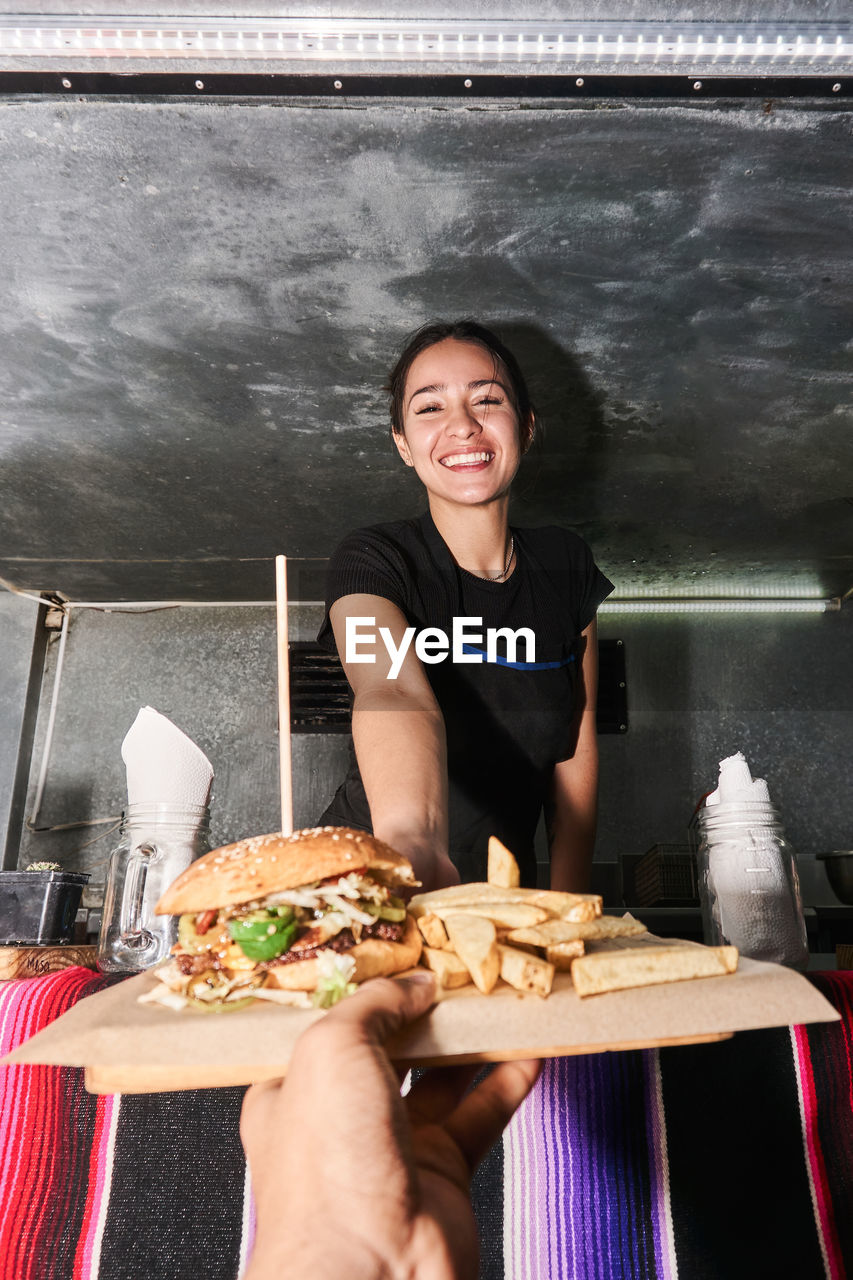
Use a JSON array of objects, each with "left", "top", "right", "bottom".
[{"left": 0, "top": 89, "right": 850, "bottom": 602}]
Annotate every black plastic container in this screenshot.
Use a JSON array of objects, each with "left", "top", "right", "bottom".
[{"left": 0, "top": 871, "right": 90, "bottom": 945}]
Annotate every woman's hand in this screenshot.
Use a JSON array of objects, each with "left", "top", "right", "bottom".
[
  {"left": 393, "top": 843, "right": 460, "bottom": 894},
  {"left": 429, "top": 851, "right": 461, "bottom": 891},
  {"left": 241, "top": 972, "right": 540, "bottom": 1280}
]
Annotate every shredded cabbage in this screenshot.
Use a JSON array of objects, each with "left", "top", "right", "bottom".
[
  {"left": 312, "top": 952, "right": 357, "bottom": 1008},
  {"left": 323, "top": 892, "right": 376, "bottom": 926}
]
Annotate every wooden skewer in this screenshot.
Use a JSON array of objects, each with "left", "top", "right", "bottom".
[{"left": 275, "top": 554, "right": 294, "bottom": 836}]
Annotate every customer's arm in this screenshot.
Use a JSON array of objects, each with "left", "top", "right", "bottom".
[
  {"left": 548, "top": 619, "right": 600, "bottom": 892},
  {"left": 330, "top": 593, "right": 458, "bottom": 891},
  {"left": 241, "top": 972, "right": 540, "bottom": 1280}
]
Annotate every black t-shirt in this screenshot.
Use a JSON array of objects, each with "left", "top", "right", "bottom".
[{"left": 316, "top": 510, "right": 614, "bottom": 886}]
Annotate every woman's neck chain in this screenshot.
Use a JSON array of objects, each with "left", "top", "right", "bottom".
[{"left": 466, "top": 535, "right": 514, "bottom": 582}]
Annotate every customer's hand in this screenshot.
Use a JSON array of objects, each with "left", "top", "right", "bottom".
[{"left": 241, "top": 972, "right": 540, "bottom": 1280}]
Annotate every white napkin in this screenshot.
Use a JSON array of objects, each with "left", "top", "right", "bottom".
[
  {"left": 121, "top": 706, "right": 213, "bottom": 809},
  {"left": 705, "top": 750, "right": 770, "bottom": 806},
  {"left": 701, "top": 750, "right": 806, "bottom": 966}
]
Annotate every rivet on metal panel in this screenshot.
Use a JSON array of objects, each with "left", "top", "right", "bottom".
[
  {"left": 195, "top": 79, "right": 204, "bottom": 89},
  {"left": 334, "top": 79, "right": 343, "bottom": 89},
  {"left": 576, "top": 77, "right": 584, "bottom": 86},
  {"left": 464, "top": 78, "right": 472, "bottom": 88},
  {"left": 832, "top": 82, "right": 841, "bottom": 92},
  {"left": 693, "top": 80, "right": 703, "bottom": 90},
  {"left": 61, "top": 77, "right": 71, "bottom": 88}
]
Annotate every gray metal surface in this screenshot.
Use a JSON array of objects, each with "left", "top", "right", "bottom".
[
  {"left": 13, "top": 604, "right": 352, "bottom": 893},
  {"left": 0, "top": 591, "right": 42, "bottom": 868},
  {"left": 596, "top": 609, "right": 853, "bottom": 871},
  {"left": 0, "top": 94, "right": 851, "bottom": 601}
]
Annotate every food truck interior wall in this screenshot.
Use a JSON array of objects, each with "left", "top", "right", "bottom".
[
  {"left": 0, "top": 0, "right": 850, "bottom": 894},
  {"left": 3, "top": 598, "right": 851, "bottom": 904}
]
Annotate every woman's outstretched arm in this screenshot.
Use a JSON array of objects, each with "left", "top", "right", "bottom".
[{"left": 330, "top": 593, "right": 459, "bottom": 891}]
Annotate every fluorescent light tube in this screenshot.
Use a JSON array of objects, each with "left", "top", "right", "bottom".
[{"left": 0, "top": 18, "right": 850, "bottom": 75}]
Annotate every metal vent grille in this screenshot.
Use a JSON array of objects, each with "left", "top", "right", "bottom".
[
  {"left": 290, "top": 639, "right": 628, "bottom": 734},
  {"left": 290, "top": 642, "right": 352, "bottom": 733}
]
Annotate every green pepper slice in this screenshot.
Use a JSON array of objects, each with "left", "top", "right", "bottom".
[
  {"left": 228, "top": 914, "right": 299, "bottom": 962},
  {"left": 362, "top": 899, "right": 407, "bottom": 923}
]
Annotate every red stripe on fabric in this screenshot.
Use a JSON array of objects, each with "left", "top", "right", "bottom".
[
  {"left": 73, "top": 1093, "right": 115, "bottom": 1280},
  {"left": 793, "top": 1023, "right": 844, "bottom": 1280},
  {"left": 0, "top": 970, "right": 110, "bottom": 1280},
  {"left": 12, "top": 992, "right": 73, "bottom": 1277},
  {"left": 12, "top": 1065, "right": 55, "bottom": 1278},
  {"left": 0, "top": 975, "right": 76, "bottom": 1278}
]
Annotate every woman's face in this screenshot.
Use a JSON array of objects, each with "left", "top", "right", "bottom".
[{"left": 394, "top": 338, "right": 532, "bottom": 508}]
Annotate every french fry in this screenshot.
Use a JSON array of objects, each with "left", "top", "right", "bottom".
[
  {"left": 525, "top": 890, "right": 603, "bottom": 921},
  {"left": 506, "top": 913, "right": 647, "bottom": 949},
  {"left": 544, "top": 940, "right": 586, "bottom": 970},
  {"left": 416, "top": 912, "right": 451, "bottom": 950},
  {"left": 570, "top": 945, "right": 739, "bottom": 998},
  {"left": 420, "top": 946, "right": 472, "bottom": 989},
  {"left": 497, "top": 944, "right": 555, "bottom": 997},
  {"left": 488, "top": 836, "right": 520, "bottom": 889},
  {"left": 444, "top": 914, "right": 500, "bottom": 994},
  {"left": 496, "top": 932, "right": 538, "bottom": 954},
  {"left": 437, "top": 902, "right": 551, "bottom": 930},
  {"left": 584, "top": 933, "right": 705, "bottom": 954},
  {"left": 412, "top": 884, "right": 602, "bottom": 922},
  {"left": 410, "top": 883, "right": 531, "bottom": 911}
]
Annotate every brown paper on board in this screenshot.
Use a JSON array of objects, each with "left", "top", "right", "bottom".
[{"left": 2, "top": 934, "right": 839, "bottom": 1093}]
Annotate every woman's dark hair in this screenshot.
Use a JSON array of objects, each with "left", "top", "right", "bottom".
[{"left": 385, "top": 319, "right": 534, "bottom": 442}]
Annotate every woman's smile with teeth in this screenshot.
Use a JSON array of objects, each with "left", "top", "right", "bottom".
[{"left": 440, "top": 451, "right": 494, "bottom": 468}]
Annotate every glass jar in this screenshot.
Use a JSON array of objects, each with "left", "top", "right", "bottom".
[
  {"left": 695, "top": 801, "right": 808, "bottom": 970},
  {"left": 98, "top": 802, "right": 210, "bottom": 974}
]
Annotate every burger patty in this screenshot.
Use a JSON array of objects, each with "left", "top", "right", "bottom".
[
  {"left": 267, "top": 919, "right": 405, "bottom": 966},
  {"left": 174, "top": 917, "right": 405, "bottom": 976}
]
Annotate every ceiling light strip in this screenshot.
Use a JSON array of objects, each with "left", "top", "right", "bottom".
[
  {"left": 0, "top": 18, "right": 850, "bottom": 73},
  {"left": 600, "top": 598, "right": 839, "bottom": 614}
]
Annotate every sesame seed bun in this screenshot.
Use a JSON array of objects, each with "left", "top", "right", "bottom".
[
  {"left": 263, "top": 914, "right": 423, "bottom": 991},
  {"left": 155, "top": 825, "right": 418, "bottom": 916}
]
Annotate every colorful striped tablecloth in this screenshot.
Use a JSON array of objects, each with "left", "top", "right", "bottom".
[{"left": 2, "top": 968, "right": 851, "bottom": 1280}]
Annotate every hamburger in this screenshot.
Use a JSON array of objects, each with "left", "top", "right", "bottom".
[{"left": 142, "top": 826, "right": 423, "bottom": 1012}]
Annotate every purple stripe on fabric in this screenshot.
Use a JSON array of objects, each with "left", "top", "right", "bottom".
[
  {"left": 505, "top": 1052, "right": 666, "bottom": 1279},
  {"left": 547, "top": 1056, "right": 570, "bottom": 1275},
  {"left": 504, "top": 1058, "right": 562, "bottom": 1279}
]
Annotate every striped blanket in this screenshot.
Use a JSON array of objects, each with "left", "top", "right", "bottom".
[{"left": 1, "top": 969, "right": 851, "bottom": 1280}]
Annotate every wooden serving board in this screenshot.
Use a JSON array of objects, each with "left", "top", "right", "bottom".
[
  {"left": 83, "top": 1028, "right": 734, "bottom": 1095},
  {"left": 3, "top": 951, "right": 839, "bottom": 1095},
  {"left": 0, "top": 944, "right": 97, "bottom": 980}
]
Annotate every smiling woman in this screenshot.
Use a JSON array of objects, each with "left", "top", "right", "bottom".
[
  {"left": 392, "top": 335, "right": 531, "bottom": 527},
  {"left": 315, "top": 320, "right": 613, "bottom": 892}
]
